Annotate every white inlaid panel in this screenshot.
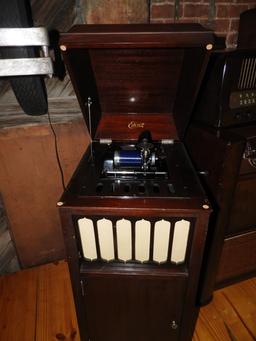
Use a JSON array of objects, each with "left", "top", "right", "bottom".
[
  {"left": 78, "top": 218, "right": 97, "bottom": 261},
  {"left": 153, "top": 220, "right": 171, "bottom": 263},
  {"left": 116, "top": 219, "right": 132, "bottom": 261},
  {"left": 171, "top": 219, "right": 190, "bottom": 264},
  {"left": 97, "top": 218, "right": 115, "bottom": 261},
  {"left": 135, "top": 219, "right": 151, "bottom": 262}
]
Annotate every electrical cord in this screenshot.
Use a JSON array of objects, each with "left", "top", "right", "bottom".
[{"left": 47, "top": 111, "right": 66, "bottom": 191}]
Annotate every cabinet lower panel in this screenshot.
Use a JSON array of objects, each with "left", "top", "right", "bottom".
[
  {"left": 81, "top": 272, "right": 187, "bottom": 341},
  {"left": 217, "top": 230, "right": 256, "bottom": 285}
]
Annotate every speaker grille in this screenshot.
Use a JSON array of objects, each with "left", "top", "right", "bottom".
[
  {"left": 78, "top": 217, "right": 192, "bottom": 265},
  {"left": 238, "top": 57, "right": 256, "bottom": 90}
]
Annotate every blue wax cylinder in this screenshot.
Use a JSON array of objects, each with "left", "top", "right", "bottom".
[{"left": 114, "top": 150, "right": 142, "bottom": 167}]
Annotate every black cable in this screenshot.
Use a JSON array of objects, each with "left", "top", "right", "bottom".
[{"left": 47, "top": 111, "right": 66, "bottom": 191}]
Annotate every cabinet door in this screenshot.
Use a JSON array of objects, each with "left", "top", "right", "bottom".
[
  {"left": 82, "top": 274, "right": 187, "bottom": 341},
  {"left": 228, "top": 175, "right": 256, "bottom": 235}
]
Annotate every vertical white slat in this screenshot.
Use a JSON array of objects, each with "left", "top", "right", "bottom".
[
  {"left": 252, "top": 58, "right": 256, "bottom": 88},
  {"left": 116, "top": 219, "right": 132, "bottom": 261},
  {"left": 153, "top": 220, "right": 171, "bottom": 263},
  {"left": 248, "top": 58, "right": 256, "bottom": 89},
  {"left": 171, "top": 219, "right": 190, "bottom": 264},
  {"left": 78, "top": 218, "right": 97, "bottom": 261},
  {"left": 135, "top": 219, "right": 150, "bottom": 262},
  {"left": 97, "top": 218, "right": 115, "bottom": 261}
]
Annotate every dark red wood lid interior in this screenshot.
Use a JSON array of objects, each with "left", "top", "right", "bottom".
[{"left": 60, "top": 24, "right": 214, "bottom": 141}]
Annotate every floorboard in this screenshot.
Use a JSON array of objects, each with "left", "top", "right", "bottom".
[
  {"left": 0, "top": 267, "right": 37, "bottom": 340},
  {"left": 36, "top": 262, "right": 79, "bottom": 341},
  {"left": 0, "top": 260, "right": 256, "bottom": 341}
]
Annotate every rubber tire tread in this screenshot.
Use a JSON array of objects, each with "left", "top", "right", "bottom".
[{"left": 0, "top": 0, "right": 48, "bottom": 115}]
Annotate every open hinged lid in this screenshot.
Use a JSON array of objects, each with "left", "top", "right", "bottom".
[{"left": 60, "top": 24, "right": 214, "bottom": 141}]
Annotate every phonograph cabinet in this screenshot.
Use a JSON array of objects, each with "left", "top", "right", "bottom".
[{"left": 58, "top": 24, "right": 214, "bottom": 341}]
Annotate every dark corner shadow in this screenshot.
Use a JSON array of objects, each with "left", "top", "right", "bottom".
[{"left": 49, "top": 29, "right": 66, "bottom": 81}]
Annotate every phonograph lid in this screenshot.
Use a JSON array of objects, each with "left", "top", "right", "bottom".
[{"left": 60, "top": 24, "right": 215, "bottom": 141}]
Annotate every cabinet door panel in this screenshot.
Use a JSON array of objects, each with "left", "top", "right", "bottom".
[
  {"left": 228, "top": 175, "right": 256, "bottom": 235},
  {"left": 83, "top": 275, "right": 187, "bottom": 341}
]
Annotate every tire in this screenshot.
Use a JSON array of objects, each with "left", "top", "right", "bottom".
[{"left": 0, "top": 0, "right": 48, "bottom": 116}]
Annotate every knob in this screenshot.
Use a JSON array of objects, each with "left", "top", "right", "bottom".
[{"left": 171, "top": 321, "right": 178, "bottom": 330}]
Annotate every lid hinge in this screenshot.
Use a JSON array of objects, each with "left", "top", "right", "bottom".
[{"left": 161, "top": 139, "right": 174, "bottom": 145}]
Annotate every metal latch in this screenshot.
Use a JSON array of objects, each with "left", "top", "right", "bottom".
[{"left": 0, "top": 27, "right": 53, "bottom": 77}]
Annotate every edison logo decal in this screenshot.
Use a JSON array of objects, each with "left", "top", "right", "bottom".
[{"left": 128, "top": 121, "right": 145, "bottom": 129}]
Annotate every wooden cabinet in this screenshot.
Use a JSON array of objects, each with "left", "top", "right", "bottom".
[
  {"left": 185, "top": 47, "right": 256, "bottom": 303},
  {"left": 58, "top": 24, "right": 214, "bottom": 341}
]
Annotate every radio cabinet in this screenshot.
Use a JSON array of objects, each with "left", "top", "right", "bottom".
[
  {"left": 58, "top": 24, "right": 214, "bottom": 341},
  {"left": 186, "top": 46, "right": 256, "bottom": 303}
]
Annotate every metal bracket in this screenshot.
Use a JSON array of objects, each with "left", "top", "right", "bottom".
[{"left": 0, "top": 27, "right": 53, "bottom": 77}]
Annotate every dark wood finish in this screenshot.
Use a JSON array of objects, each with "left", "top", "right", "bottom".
[
  {"left": 59, "top": 24, "right": 214, "bottom": 341},
  {"left": 60, "top": 205, "right": 210, "bottom": 341},
  {"left": 89, "top": 48, "right": 183, "bottom": 114},
  {"left": 95, "top": 114, "right": 178, "bottom": 141},
  {"left": 82, "top": 274, "right": 186, "bottom": 341},
  {"left": 185, "top": 123, "right": 245, "bottom": 304},
  {"left": 61, "top": 24, "right": 214, "bottom": 49},
  {"left": 237, "top": 8, "right": 256, "bottom": 49},
  {"left": 217, "top": 231, "right": 256, "bottom": 286},
  {"left": 193, "top": 49, "right": 256, "bottom": 128},
  {"left": 60, "top": 24, "right": 214, "bottom": 141},
  {"left": 228, "top": 174, "right": 256, "bottom": 236},
  {"left": 185, "top": 40, "right": 256, "bottom": 303}
]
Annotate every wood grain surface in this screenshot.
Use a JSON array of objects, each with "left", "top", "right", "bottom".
[
  {"left": 36, "top": 262, "right": 80, "bottom": 341},
  {"left": 0, "top": 116, "right": 89, "bottom": 267},
  {"left": 0, "top": 260, "right": 256, "bottom": 341}
]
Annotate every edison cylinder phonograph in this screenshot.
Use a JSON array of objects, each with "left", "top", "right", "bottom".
[{"left": 58, "top": 24, "right": 214, "bottom": 341}]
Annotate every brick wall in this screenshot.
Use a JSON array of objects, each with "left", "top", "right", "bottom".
[{"left": 150, "top": 1, "right": 256, "bottom": 48}]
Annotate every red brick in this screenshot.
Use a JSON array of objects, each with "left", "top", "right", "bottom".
[
  {"left": 151, "top": 0, "right": 174, "bottom": 3},
  {"left": 183, "top": 4, "right": 209, "bottom": 18},
  {"left": 230, "top": 18, "right": 240, "bottom": 31},
  {"left": 151, "top": 4, "right": 174, "bottom": 19},
  {"left": 212, "top": 19, "right": 230, "bottom": 32},
  {"left": 178, "top": 18, "right": 200, "bottom": 24},
  {"left": 216, "top": 4, "right": 249, "bottom": 18}
]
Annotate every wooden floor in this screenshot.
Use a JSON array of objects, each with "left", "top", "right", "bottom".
[{"left": 0, "top": 260, "right": 256, "bottom": 341}]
